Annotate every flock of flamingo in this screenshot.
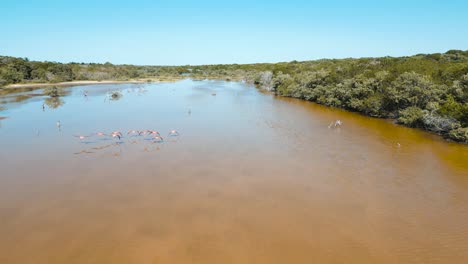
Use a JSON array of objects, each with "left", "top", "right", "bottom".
[
  {"left": 41, "top": 85, "right": 404, "bottom": 153},
  {"left": 73, "top": 129, "right": 179, "bottom": 143}
]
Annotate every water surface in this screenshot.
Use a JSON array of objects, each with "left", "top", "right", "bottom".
[{"left": 0, "top": 80, "right": 467, "bottom": 263}]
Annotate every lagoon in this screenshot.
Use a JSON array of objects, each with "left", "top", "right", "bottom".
[{"left": 0, "top": 80, "right": 467, "bottom": 263}]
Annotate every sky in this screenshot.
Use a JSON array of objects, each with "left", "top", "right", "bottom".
[{"left": 1, "top": 0, "right": 468, "bottom": 65}]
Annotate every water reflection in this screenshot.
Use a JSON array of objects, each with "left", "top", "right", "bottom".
[
  {"left": 44, "top": 97, "right": 65, "bottom": 109},
  {"left": 72, "top": 130, "right": 179, "bottom": 155},
  {"left": 0, "top": 101, "right": 9, "bottom": 129},
  {"left": 0, "top": 85, "right": 71, "bottom": 111},
  {"left": 43, "top": 86, "right": 69, "bottom": 109},
  {"left": 0, "top": 116, "right": 5, "bottom": 128},
  {"left": 0, "top": 86, "right": 42, "bottom": 97}
]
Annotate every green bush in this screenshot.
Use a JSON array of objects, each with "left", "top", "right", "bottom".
[
  {"left": 397, "top": 107, "right": 425, "bottom": 127},
  {"left": 439, "top": 95, "right": 468, "bottom": 126},
  {"left": 448, "top": 127, "right": 468, "bottom": 143}
]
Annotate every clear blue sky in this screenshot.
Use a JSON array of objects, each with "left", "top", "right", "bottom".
[{"left": 1, "top": 0, "right": 467, "bottom": 65}]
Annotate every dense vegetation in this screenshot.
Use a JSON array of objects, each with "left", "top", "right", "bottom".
[{"left": 1, "top": 50, "right": 467, "bottom": 142}]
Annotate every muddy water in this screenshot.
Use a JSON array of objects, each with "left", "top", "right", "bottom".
[{"left": 0, "top": 80, "right": 467, "bottom": 264}]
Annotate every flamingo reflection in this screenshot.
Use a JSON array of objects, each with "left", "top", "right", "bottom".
[
  {"left": 128, "top": 130, "right": 144, "bottom": 136},
  {"left": 74, "top": 134, "right": 92, "bottom": 143}
]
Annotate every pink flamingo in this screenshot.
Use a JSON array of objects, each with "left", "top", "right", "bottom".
[
  {"left": 146, "top": 130, "right": 161, "bottom": 136},
  {"left": 168, "top": 130, "right": 179, "bottom": 136},
  {"left": 152, "top": 135, "right": 164, "bottom": 143},
  {"left": 128, "top": 130, "right": 144, "bottom": 136},
  {"left": 74, "top": 135, "right": 90, "bottom": 141},
  {"left": 111, "top": 131, "right": 123, "bottom": 140},
  {"left": 128, "top": 130, "right": 138, "bottom": 135},
  {"left": 95, "top": 132, "right": 107, "bottom": 137}
]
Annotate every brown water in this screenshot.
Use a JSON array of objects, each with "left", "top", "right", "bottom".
[{"left": 0, "top": 80, "right": 467, "bottom": 264}]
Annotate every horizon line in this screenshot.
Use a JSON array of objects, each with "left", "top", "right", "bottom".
[{"left": 2, "top": 49, "right": 466, "bottom": 67}]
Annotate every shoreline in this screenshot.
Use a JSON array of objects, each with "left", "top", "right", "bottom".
[
  {"left": 2, "top": 78, "right": 466, "bottom": 144},
  {"left": 3, "top": 80, "right": 151, "bottom": 89},
  {"left": 1, "top": 76, "right": 244, "bottom": 89}
]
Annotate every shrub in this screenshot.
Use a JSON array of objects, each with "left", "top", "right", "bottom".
[
  {"left": 109, "top": 91, "right": 123, "bottom": 101},
  {"left": 439, "top": 95, "right": 468, "bottom": 126},
  {"left": 0, "top": 66, "right": 23, "bottom": 83},
  {"left": 254, "top": 71, "right": 273, "bottom": 91},
  {"left": 421, "top": 113, "right": 460, "bottom": 133},
  {"left": 44, "top": 86, "right": 60, "bottom": 97},
  {"left": 448, "top": 127, "right": 468, "bottom": 143},
  {"left": 386, "top": 72, "right": 438, "bottom": 111},
  {"left": 397, "top": 107, "right": 425, "bottom": 127},
  {"left": 361, "top": 95, "right": 384, "bottom": 117}
]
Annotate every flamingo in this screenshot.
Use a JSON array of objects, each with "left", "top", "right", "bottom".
[
  {"left": 128, "top": 130, "right": 144, "bottom": 136},
  {"left": 152, "top": 136, "right": 164, "bottom": 143},
  {"left": 92, "top": 144, "right": 112, "bottom": 150},
  {"left": 95, "top": 132, "right": 107, "bottom": 137},
  {"left": 111, "top": 131, "right": 123, "bottom": 140},
  {"left": 74, "top": 135, "right": 90, "bottom": 141},
  {"left": 168, "top": 130, "right": 179, "bottom": 136},
  {"left": 146, "top": 130, "right": 161, "bottom": 136}
]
